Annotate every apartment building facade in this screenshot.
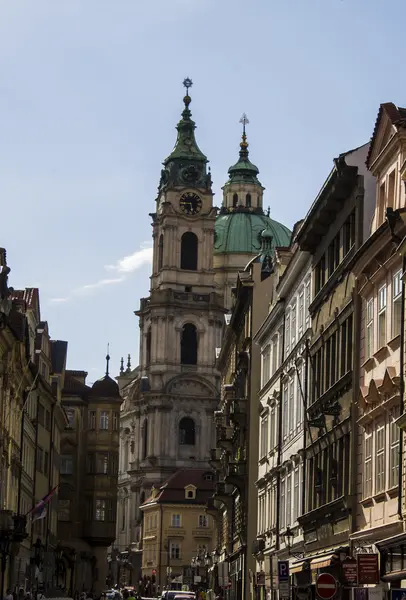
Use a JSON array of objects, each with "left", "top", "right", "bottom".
[
  {"left": 352, "top": 103, "right": 406, "bottom": 583},
  {"left": 254, "top": 225, "right": 311, "bottom": 589},
  {"left": 210, "top": 233, "right": 286, "bottom": 600},
  {"left": 140, "top": 469, "right": 216, "bottom": 591},
  {"left": 294, "top": 143, "right": 374, "bottom": 589}
]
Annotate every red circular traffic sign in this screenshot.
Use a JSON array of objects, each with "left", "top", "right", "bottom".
[{"left": 316, "top": 573, "right": 337, "bottom": 600}]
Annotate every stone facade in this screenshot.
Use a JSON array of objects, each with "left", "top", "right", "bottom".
[
  {"left": 115, "top": 86, "right": 224, "bottom": 585},
  {"left": 253, "top": 227, "right": 311, "bottom": 582}
]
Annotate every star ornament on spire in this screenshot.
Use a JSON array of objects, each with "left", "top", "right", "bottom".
[{"left": 183, "top": 77, "right": 193, "bottom": 92}]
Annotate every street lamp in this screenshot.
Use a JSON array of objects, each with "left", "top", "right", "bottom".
[
  {"left": 283, "top": 527, "right": 294, "bottom": 551},
  {"left": 283, "top": 527, "right": 305, "bottom": 559},
  {"left": 0, "top": 511, "right": 27, "bottom": 600}
]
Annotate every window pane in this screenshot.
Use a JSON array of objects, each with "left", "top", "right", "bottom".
[
  {"left": 378, "top": 285, "right": 387, "bottom": 310},
  {"left": 100, "top": 411, "right": 109, "bottom": 430}
]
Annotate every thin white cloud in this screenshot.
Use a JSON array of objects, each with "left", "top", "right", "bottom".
[
  {"left": 49, "top": 242, "right": 152, "bottom": 305},
  {"left": 105, "top": 243, "right": 153, "bottom": 273},
  {"left": 82, "top": 277, "right": 124, "bottom": 290}
]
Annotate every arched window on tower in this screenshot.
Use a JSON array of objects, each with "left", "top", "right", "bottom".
[
  {"left": 181, "top": 323, "right": 198, "bottom": 365},
  {"left": 142, "top": 419, "right": 148, "bottom": 459},
  {"left": 233, "top": 193, "right": 238, "bottom": 208},
  {"left": 179, "top": 417, "right": 196, "bottom": 445},
  {"left": 181, "top": 232, "right": 198, "bottom": 270},
  {"left": 246, "top": 193, "right": 252, "bottom": 208},
  {"left": 146, "top": 327, "right": 152, "bottom": 367},
  {"left": 158, "top": 234, "right": 164, "bottom": 270}
]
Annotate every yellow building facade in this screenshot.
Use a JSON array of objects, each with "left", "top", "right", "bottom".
[{"left": 140, "top": 470, "right": 216, "bottom": 592}]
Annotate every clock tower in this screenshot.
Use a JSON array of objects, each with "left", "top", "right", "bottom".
[{"left": 133, "top": 80, "right": 225, "bottom": 493}]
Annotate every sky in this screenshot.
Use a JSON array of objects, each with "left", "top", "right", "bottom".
[{"left": 1, "top": 0, "right": 404, "bottom": 382}]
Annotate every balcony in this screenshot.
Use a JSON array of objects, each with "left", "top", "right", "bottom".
[
  {"left": 140, "top": 289, "right": 224, "bottom": 312},
  {"left": 213, "top": 481, "right": 233, "bottom": 507},
  {"left": 83, "top": 521, "right": 116, "bottom": 545},
  {"left": 214, "top": 411, "right": 226, "bottom": 427},
  {"left": 206, "top": 497, "right": 221, "bottom": 517},
  {"left": 192, "top": 527, "right": 213, "bottom": 538},
  {"left": 217, "top": 426, "right": 234, "bottom": 452},
  {"left": 163, "top": 527, "right": 186, "bottom": 537},
  {"left": 209, "top": 448, "right": 222, "bottom": 470},
  {"left": 229, "top": 399, "right": 247, "bottom": 426},
  {"left": 225, "top": 461, "right": 246, "bottom": 492}
]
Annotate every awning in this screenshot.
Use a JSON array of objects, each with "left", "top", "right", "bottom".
[
  {"left": 290, "top": 561, "right": 308, "bottom": 574},
  {"left": 310, "top": 554, "right": 337, "bottom": 570}
]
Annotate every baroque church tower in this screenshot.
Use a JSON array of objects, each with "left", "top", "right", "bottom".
[{"left": 132, "top": 79, "right": 224, "bottom": 496}]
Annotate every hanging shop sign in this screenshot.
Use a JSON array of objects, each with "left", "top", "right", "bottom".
[
  {"left": 357, "top": 554, "right": 379, "bottom": 585},
  {"left": 342, "top": 558, "right": 358, "bottom": 586}
]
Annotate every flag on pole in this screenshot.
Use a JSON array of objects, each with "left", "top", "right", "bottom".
[{"left": 28, "top": 486, "right": 58, "bottom": 522}]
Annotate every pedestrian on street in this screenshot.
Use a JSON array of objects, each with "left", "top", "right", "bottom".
[{"left": 5, "top": 589, "right": 13, "bottom": 600}]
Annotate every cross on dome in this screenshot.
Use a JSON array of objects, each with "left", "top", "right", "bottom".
[{"left": 240, "top": 113, "right": 249, "bottom": 135}]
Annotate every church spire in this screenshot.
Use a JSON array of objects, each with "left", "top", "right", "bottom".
[
  {"left": 227, "top": 113, "right": 261, "bottom": 186},
  {"left": 158, "top": 79, "right": 210, "bottom": 192}
]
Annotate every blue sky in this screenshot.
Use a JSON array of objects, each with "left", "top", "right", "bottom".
[{"left": 1, "top": 0, "right": 404, "bottom": 382}]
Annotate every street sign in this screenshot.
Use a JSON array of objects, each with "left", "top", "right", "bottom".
[
  {"left": 279, "top": 582, "right": 290, "bottom": 599},
  {"left": 316, "top": 573, "right": 337, "bottom": 600},
  {"left": 278, "top": 560, "right": 290, "bottom": 581},
  {"left": 278, "top": 561, "right": 290, "bottom": 600}
]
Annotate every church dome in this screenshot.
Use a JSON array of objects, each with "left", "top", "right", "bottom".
[
  {"left": 89, "top": 351, "right": 121, "bottom": 399},
  {"left": 90, "top": 375, "right": 121, "bottom": 398},
  {"left": 214, "top": 211, "right": 291, "bottom": 255},
  {"left": 216, "top": 115, "right": 291, "bottom": 256}
]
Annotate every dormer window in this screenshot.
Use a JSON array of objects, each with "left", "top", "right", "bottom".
[
  {"left": 185, "top": 484, "right": 196, "bottom": 500},
  {"left": 203, "top": 472, "right": 213, "bottom": 481}
]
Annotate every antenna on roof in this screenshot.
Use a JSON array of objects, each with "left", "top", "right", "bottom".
[{"left": 105, "top": 343, "right": 110, "bottom": 376}]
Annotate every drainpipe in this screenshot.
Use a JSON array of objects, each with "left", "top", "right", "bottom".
[
  {"left": 17, "top": 373, "right": 39, "bottom": 515},
  {"left": 301, "top": 339, "right": 309, "bottom": 516},
  {"left": 350, "top": 285, "right": 362, "bottom": 543},
  {"left": 158, "top": 503, "right": 163, "bottom": 588},
  {"left": 245, "top": 288, "right": 254, "bottom": 600},
  {"left": 46, "top": 403, "right": 55, "bottom": 550},
  {"left": 275, "top": 305, "right": 286, "bottom": 552},
  {"left": 398, "top": 254, "right": 406, "bottom": 519},
  {"left": 30, "top": 394, "right": 40, "bottom": 591},
  {"left": 17, "top": 400, "right": 26, "bottom": 516}
]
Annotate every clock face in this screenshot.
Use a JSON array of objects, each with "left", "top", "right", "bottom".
[{"left": 179, "top": 192, "right": 202, "bottom": 215}]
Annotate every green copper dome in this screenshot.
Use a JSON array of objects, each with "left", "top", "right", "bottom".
[{"left": 214, "top": 211, "right": 292, "bottom": 255}]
